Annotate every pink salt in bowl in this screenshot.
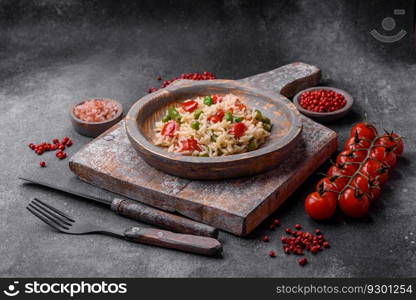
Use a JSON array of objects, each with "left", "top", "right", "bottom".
[{"left": 70, "top": 98, "right": 123, "bottom": 137}]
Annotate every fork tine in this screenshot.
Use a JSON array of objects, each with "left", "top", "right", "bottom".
[
  {"left": 28, "top": 203, "right": 70, "bottom": 230},
  {"left": 32, "top": 198, "right": 75, "bottom": 226},
  {"left": 31, "top": 200, "right": 73, "bottom": 227},
  {"left": 26, "top": 206, "right": 64, "bottom": 231},
  {"left": 33, "top": 198, "right": 75, "bottom": 222}
]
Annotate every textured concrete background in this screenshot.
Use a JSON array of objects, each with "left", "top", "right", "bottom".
[{"left": 0, "top": 0, "right": 415, "bottom": 277}]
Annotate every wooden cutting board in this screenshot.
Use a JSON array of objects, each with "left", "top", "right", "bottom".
[{"left": 69, "top": 62, "right": 337, "bottom": 236}]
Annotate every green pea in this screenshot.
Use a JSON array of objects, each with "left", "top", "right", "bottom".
[
  {"left": 234, "top": 116, "right": 242, "bottom": 122},
  {"left": 263, "top": 123, "right": 272, "bottom": 132},
  {"left": 203, "top": 96, "right": 213, "bottom": 106},
  {"left": 161, "top": 114, "right": 170, "bottom": 122},
  {"left": 225, "top": 112, "right": 233, "bottom": 122},
  {"left": 168, "top": 106, "right": 181, "bottom": 122},
  {"left": 194, "top": 109, "right": 203, "bottom": 119},
  {"left": 191, "top": 120, "right": 200, "bottom": 130},
  {"left": 248, "top": 139, "right": 257, "bottom": 151}
]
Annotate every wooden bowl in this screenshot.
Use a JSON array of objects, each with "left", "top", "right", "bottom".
[
  {"left": 293, "top": 86, "right": 353, "bottom": 123},
  {"left": 70, "top": 98, "right": 123, "bottom": 138},
  {"left": 125, "top": 80, "right": 302, "bottom": 180}
]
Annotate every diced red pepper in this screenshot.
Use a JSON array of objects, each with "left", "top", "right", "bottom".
[
  {"left": 235, "top": 99, "right": 246, "bottom": 111},
  {"left": 179, "top": 137, "right": 201, "bottom": 152},
  {"left": 229, "top": 122, "right": 247, "bottom": 138},
  {"left": 180, "top": 100, "right": 198, "bottom": 113},
  {"left": 161, "top": 120, "right": 179, "bottom": 137},
  {"left": 208, "top": 109, "right": 225, "bottom": 123},
  {"left": 212, "top": 95, "right": 223, "bottom": 104}
]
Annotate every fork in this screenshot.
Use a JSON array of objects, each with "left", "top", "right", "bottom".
[{"left": 27, "top": 198, "right": 222, "bottom": 257}]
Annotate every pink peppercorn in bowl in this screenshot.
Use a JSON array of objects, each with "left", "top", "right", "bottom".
[
  {"left": 70, "top": 98, "right": 123, "bottom": 137},
  {"left": 293, "top": 87, "right": 353, "bottom": 123}
]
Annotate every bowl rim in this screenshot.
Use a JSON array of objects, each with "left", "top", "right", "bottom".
[
  {"left": 293, "top": 86, "right": 353, "bottom": 117},
  {"left": 69, "top": 98, "right": 123, "bottom": 125},
  {"left": 125, "top": 79, "right": 303, "bottom": 164}
]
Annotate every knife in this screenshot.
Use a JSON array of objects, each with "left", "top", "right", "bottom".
[{"left": 18, "top": 177, "right": 218, "bottom": 238}]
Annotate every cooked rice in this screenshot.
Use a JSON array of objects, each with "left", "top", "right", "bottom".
[{"left": 153, "top": 94, "right": 271, "bottom": 157}]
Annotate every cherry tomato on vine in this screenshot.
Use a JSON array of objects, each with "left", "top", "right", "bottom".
[
  {"left": 315, "top": 176, "right": 348, "bottom": 193},
  {"left": 305, "top": 191, "right": 337, "bottom": 220},
  {"left": 350, "top": 123, "right": 378, "bottom": 141},
  {"left": 361, "top": 159, "right": 389, "bottom": 185},
  {"left": 368, "top": 183, "right": 381, "bottom": 202},
  {"left": 387, "top": 132, "right": 404, "bottom": 156},
  {"left": 336, "top": 150, "right": 367, "bottom": 165},
  {"left": 350, "top": 175, "right": 370, "bottom": 194},
  {"left": 339, "top": 187, "right": 370, "bottom": 218},
  {"left": 343, "top": 135, "right": 371, "bottom": 151},
  {"left": 327, "top": 163, "right": 357, "bottom": 177},
  {"left": 370, "top": 146, "right": 397, "bottom": 169},
  {"left": 375, "top": 132, "right": 404, "bottom": 156}
]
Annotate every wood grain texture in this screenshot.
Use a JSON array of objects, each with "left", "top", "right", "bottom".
[
  {"left": 69, "top": 62, "right": 337, "bottom": 236},
  {"left": 124, "top": 227, "right": 222, "bottom": 257},
  {"left": 111, "top": 198, "right": 218, "bottom": 238}
]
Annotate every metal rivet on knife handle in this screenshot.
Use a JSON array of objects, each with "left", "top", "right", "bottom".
[{"left": 111, "top": 198, "right": 219, "bottom": 238}]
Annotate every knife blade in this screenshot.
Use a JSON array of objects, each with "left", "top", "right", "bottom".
[{"left": 19, "top": 177, "right": 218, "bottom": 238}]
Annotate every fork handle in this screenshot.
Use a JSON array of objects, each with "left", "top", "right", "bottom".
[{"left": 124, "top": 227, "right": 222, "bottom": 257}]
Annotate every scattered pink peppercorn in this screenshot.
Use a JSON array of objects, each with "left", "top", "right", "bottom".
[
  {"left": 295, "top": 224, "right": 302, "bottom": 230},
  {"left": 28, "top": 136, "right": 72, "bottom": 166},
  {"left": 310, "top": 246, "right": 319, "bottom": 254},
  {"left": 147, "top": 71, "right": 216, "bottom": 93},
  {"left": 269, "top": 250, "right": 276, "bottom": 257},
  {"left": 298, "top": 258, "right": 307, "bottom": 266},
  {"left": 262, "top": 235, "right": 270, "bottom": 242}
]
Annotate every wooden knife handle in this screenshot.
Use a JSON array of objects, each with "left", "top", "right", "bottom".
[
  {"left": 124, "top": 227, "right": 222, "bottom": 257},
  {"left": 111, "top": 198, "right": 219, "bottom": 238}
]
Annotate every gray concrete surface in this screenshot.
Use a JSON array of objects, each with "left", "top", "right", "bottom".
[{"left": 0, "top": 0, "right": 415, "bottom": 277}]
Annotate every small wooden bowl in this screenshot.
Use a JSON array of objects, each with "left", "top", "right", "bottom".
[
  {"left": 293, "top": 87, "right": 353, "bottom": 123},
  {"left": 125, "top": 80, "right": 303, "bottom": 180},
  {"left": 70, "top": 98, "right": 123, "bottom": 138}
]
